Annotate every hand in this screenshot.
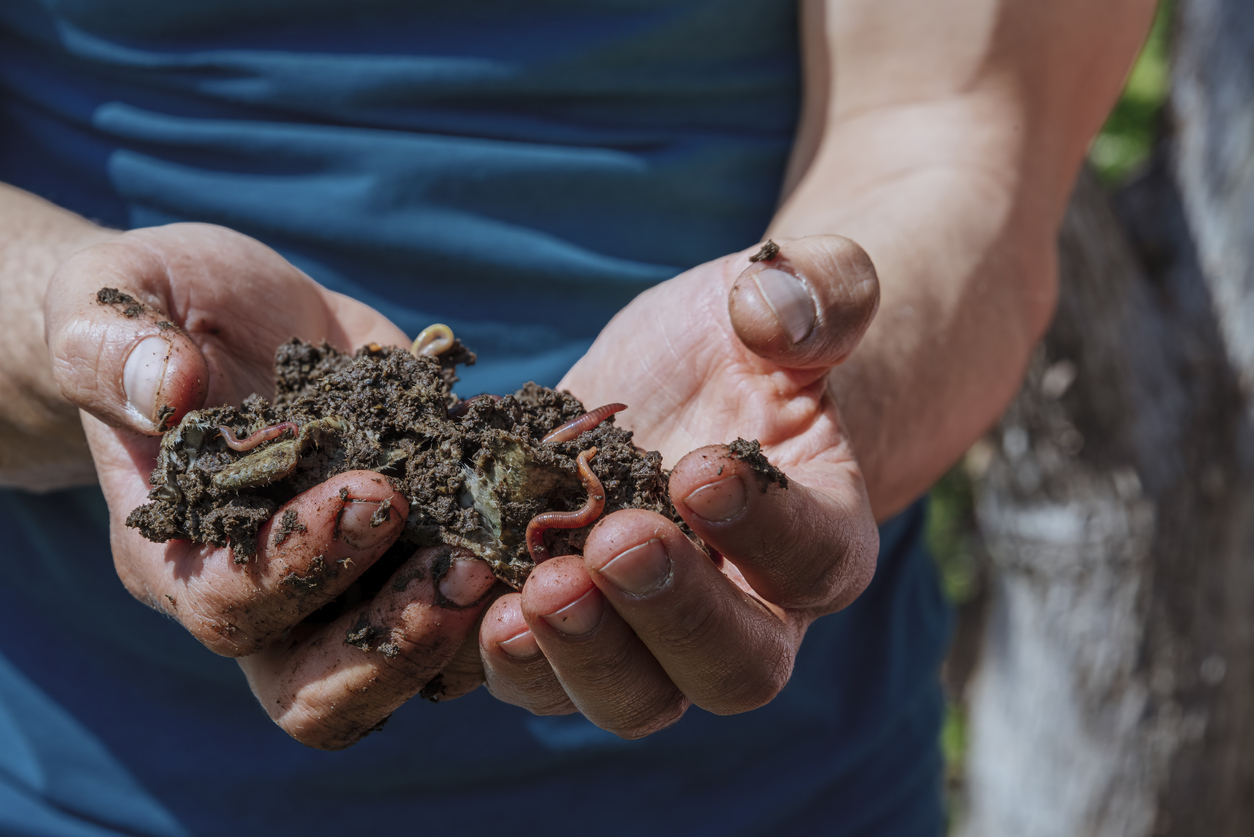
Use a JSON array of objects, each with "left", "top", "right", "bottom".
[
  {"left": 44, "top": 223, "right": 497, "bottom": 749},
  {"left": 476, "top": 236, "right": 882, "bottom": 737}
]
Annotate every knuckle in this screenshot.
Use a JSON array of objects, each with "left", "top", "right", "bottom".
[
  {"left": 604, "top": 696, "right": 688, "bottom": 740},
  {"left": 763, "top": 505, "right": 877, "bottom": 612},
  {"left": 655, "top": 596, "right": 723, "bottom": 653},
  {"left": 114, "top": 570, "right": 265, "bottom": 657},
  {"left": 509, "top": 681, "right": 577, "bottom": 716},
  {"left": 793, "top": 557, "right": 848, "bottom": 609},
  {"left": 529, "top": 697, "right": 579, "bottom": 717},
  {"left": 822, "top": 534, "right": 878, "bottom": 613},
  {"left": 271, "top": 688, "right": 392, "bottom": 752},
  {"left": 485, "top": 668, "right": 575, "bottom": 716},
  {"left": 277, "top": 708, "right": 359, "bottom": 752},
  {"left": 741, "top": 534, "right": 834, "bottom": 610},
  {"left": 707, "top": 643, "right": 793, "bottom": 715},
  {"left": 178, "top": 592, "right": 268, "bottom": 657},
  {"left": 188, "top": 619, "right": 264, "bottom": 657}
]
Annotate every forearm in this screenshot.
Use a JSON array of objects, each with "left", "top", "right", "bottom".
[
  {"left": 772, "top": 140, "right": 1054, "bottom": 518},
  {"left": 0, "top": 183, "right": 116, "bottom": 489},
  {"left": 773, "top": 0, "right": 1156, "bottom": 519}
]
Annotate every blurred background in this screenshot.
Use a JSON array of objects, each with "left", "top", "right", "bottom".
[{"left": 931, "top": 1, "right": 1254, "bottom": 833}]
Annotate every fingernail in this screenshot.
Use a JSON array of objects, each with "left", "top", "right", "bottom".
[
  {"left": 598, "top": 538, "right": 671, "bottom": 595},
  {"left": 498, "top": 628, "right": 540, "bottom": 659},
  {"left": 438, "top": 558, "right": 497, "bottom": 607},
  {"left": 542, "top": 588, "right": 603, "bottom": 636},
  {"left": 684, "top": 475, "right": 747, "bottom": 522},
  {"left": 122, "top": 335, "right": 170, "bottom": 425},
  {"left": 753, "top": 268, "right": 815, "bottom": 344},
  {"left": 338, "top": 500, "right": 398, "bottom": 549}
]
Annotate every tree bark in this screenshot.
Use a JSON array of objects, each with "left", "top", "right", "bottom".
[{"left": 959, "top": 1, "right": 1254, "bottom": 833}]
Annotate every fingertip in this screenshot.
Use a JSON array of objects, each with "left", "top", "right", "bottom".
[
  {"left": 481, "top": 594, "right": 540, "bottom": 659},
  {"left": 265, "top": 471, "right": 408, "bottom": 565},
  {"left": 51, "top": 281, "right": 210, "bottom": 435},
  {"left": 326, "top": 472, "right": 408, "bottom": 551},
  {"left": 667, "top": 444, "right": 759, "bottom": 521},
  {"left": 668, "top": 443, "right": 877, "bottom": 611},
  {"left": 121, "top": 331, "right": 209, "bottom": 433},
  {"left": 520, "top": 555, "right": 597, "bottom": 624},
  {"left": 435, "top": 553, "right": 497, "bottom": 609},
  {"left": 728, "top": 236, "right": 879, "bottom": 370}
]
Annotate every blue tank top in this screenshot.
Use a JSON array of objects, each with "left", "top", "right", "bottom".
[{"left": 0, "top": 2, "right": 952, "bottom": 834}]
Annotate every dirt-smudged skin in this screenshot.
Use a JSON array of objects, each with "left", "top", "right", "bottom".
[{"left": 127, "top": 339, "right": 684, "bottom": 591}]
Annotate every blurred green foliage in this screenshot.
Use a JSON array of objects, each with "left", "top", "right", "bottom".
[
  {"left": 1090, "top": 1, "right": 1173, "bottom": 184},
  {"left": 926, "top": 465, "right": 982, "bottom": 607}
]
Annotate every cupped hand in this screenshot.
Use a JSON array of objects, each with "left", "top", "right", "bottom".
[
  {"left": 44, "top": 224, "right": 497, "bottom": 749},
  {"left": 478, "top": 236, "right": 882, "bottom": 738}
]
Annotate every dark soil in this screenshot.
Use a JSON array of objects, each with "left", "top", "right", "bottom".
[
  {"left": 727, "top": 438, "right": 788, "bottom": 491},
  {"left": 748, "top": 239, "right": 780, "bottom": 263},
  {"left": 126, "top": 338, "right": 682, "bottom": 589},
  {"left": 96, "top": 286, "right": 144, "bottom": 318}
]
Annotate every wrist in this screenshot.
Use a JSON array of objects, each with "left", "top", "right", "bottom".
[{"left": 0, "top": 183, "right": 119, "bottom": 489}]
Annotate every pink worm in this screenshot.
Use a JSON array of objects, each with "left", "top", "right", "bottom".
[
  {"left": 526, "top": 447, "right": 604, "bottom": 563},
  {"left": 217, "top": 421, "right": 298, "bottom": 452},
  {"left": 542, "top": 403, "right": 627, "bottom": 444}
]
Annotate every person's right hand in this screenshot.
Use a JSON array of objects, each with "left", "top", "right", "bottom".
[{"left": 44, "top": 223, "right": 498, "bottom": 749}]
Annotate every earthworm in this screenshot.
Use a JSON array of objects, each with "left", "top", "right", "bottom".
[
  {"left": 410, "top": 323, "right": 455, "bottom": 357},
  {"left": 542, "top": 403, "right": 627, "bottom": 444},
  {"left": 217, "top": 421, "right": 298, "bottom": 452},
  {"left": 448, "top": 393, "right": 501, "bottom": 419},
  {"left": 526, "top": 447, "right": 604, "bottom": 563}
]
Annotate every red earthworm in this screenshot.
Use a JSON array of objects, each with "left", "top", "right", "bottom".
[
  {"left": 526, "top": 447, "right": 604, "bottom": 563},
  {"left": 410, "top": 323, "right": 455, "bottom": 357},
  {"left": 217, "top": 421, "right": 298, "bottom": 452},
  {"left": 448, "top": 393, "right": 501, "bottom": 419},
  {"left": 542, "top": 403, "right": 627, "bottom": 444}
]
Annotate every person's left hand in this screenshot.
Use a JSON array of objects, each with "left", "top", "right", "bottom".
[{"left": 475, "top": 236, "right": 883, "bottom": 737}]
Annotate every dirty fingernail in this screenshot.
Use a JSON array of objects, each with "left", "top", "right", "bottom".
[
  {"left": 122, "top": 335, "right": 170, "bottom": 425},
  {"left": 542, "top": 588, "right": 603, "bottom": 636},
  {"left": 684, "top": 475, "right": 747, "bottom": 522},
  {"left": 753, "top": 268, "right": 815, "bottom": 344},
  {"left": 439, "top": 558, "right": 497, "bottom": 607},
  {"left": 498, "top": 628, "right": 540, "bottom": 659},
  {"left": 338, "top": 500, "right": 398, "bottom": 549},
  {"left": 598, "top": 538, "right": 672, "bottom": 595}
]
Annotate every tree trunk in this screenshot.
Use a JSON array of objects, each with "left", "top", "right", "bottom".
[{"left": 959, "top": 1, "right": 1254, "bottom": 833}]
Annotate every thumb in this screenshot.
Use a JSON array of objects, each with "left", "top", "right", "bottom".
[
  {"left": 727, "top": 235, "right": 880, "bottom": 372},
  {"left": 46, "top": 241, "right": 209, "bottom": 434}
]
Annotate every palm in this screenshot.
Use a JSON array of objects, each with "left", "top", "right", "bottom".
[
  {"left": 558, "top": 251, "right": 853, "bottom": 490},
  {"left": 51, "top": 223, "right": 497, "bottom": 748}
]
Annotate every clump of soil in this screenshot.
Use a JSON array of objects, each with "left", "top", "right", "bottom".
[
  {"left": 726, "top": 438, "right": 789, "bottom": 491},
  {"left": 126, "top": 338, "right": 681, "bottom": 588}
]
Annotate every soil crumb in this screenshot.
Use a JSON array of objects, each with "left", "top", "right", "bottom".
[
  {"left": 126, "top": 338, "right": 685, "bottom": 589},
  {"left": 419, "top": 675, "right": 447, "bottom": 703},
  {"left": 272, "top": 509, "right": 306, "bottom": 547},
  {"left": 748, "top": 240, "right": 780, "bottom": 263},
  {"left": 728, "top": 438, "right": 788, "bottom": 491},
  {"left": 97, "top": 287, "right": 137, "bottom": 306}
]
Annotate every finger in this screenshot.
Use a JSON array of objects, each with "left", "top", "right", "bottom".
[
  {"left": 47, "top": 240, "right": 211, "bottom": 433},
  {"left": 727, "top": 235, "right": 879, "bottom": 374},
  {"left": 438, "top": 605, "right": 493, "bottom": 701},
  {"left": 510, "top": 556, "right": 689, "bottom": 737},
  {"left": 479, "top": 594, "right": 577, "bottom": 716},
  {"left": 112, "top": 468, "right": 409, "bottom": 657},
  {"left": 669, "top": 444, "right": 879, "bottom": 613},
  {"left": 240, "top": 546, "right": 498, "bottom": 750},
  {"left": 45, "top": 225, "right": 412, "bottom": 436},
  {"left": 582, "top": 511, "right": 797, "bottom": 715}
]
